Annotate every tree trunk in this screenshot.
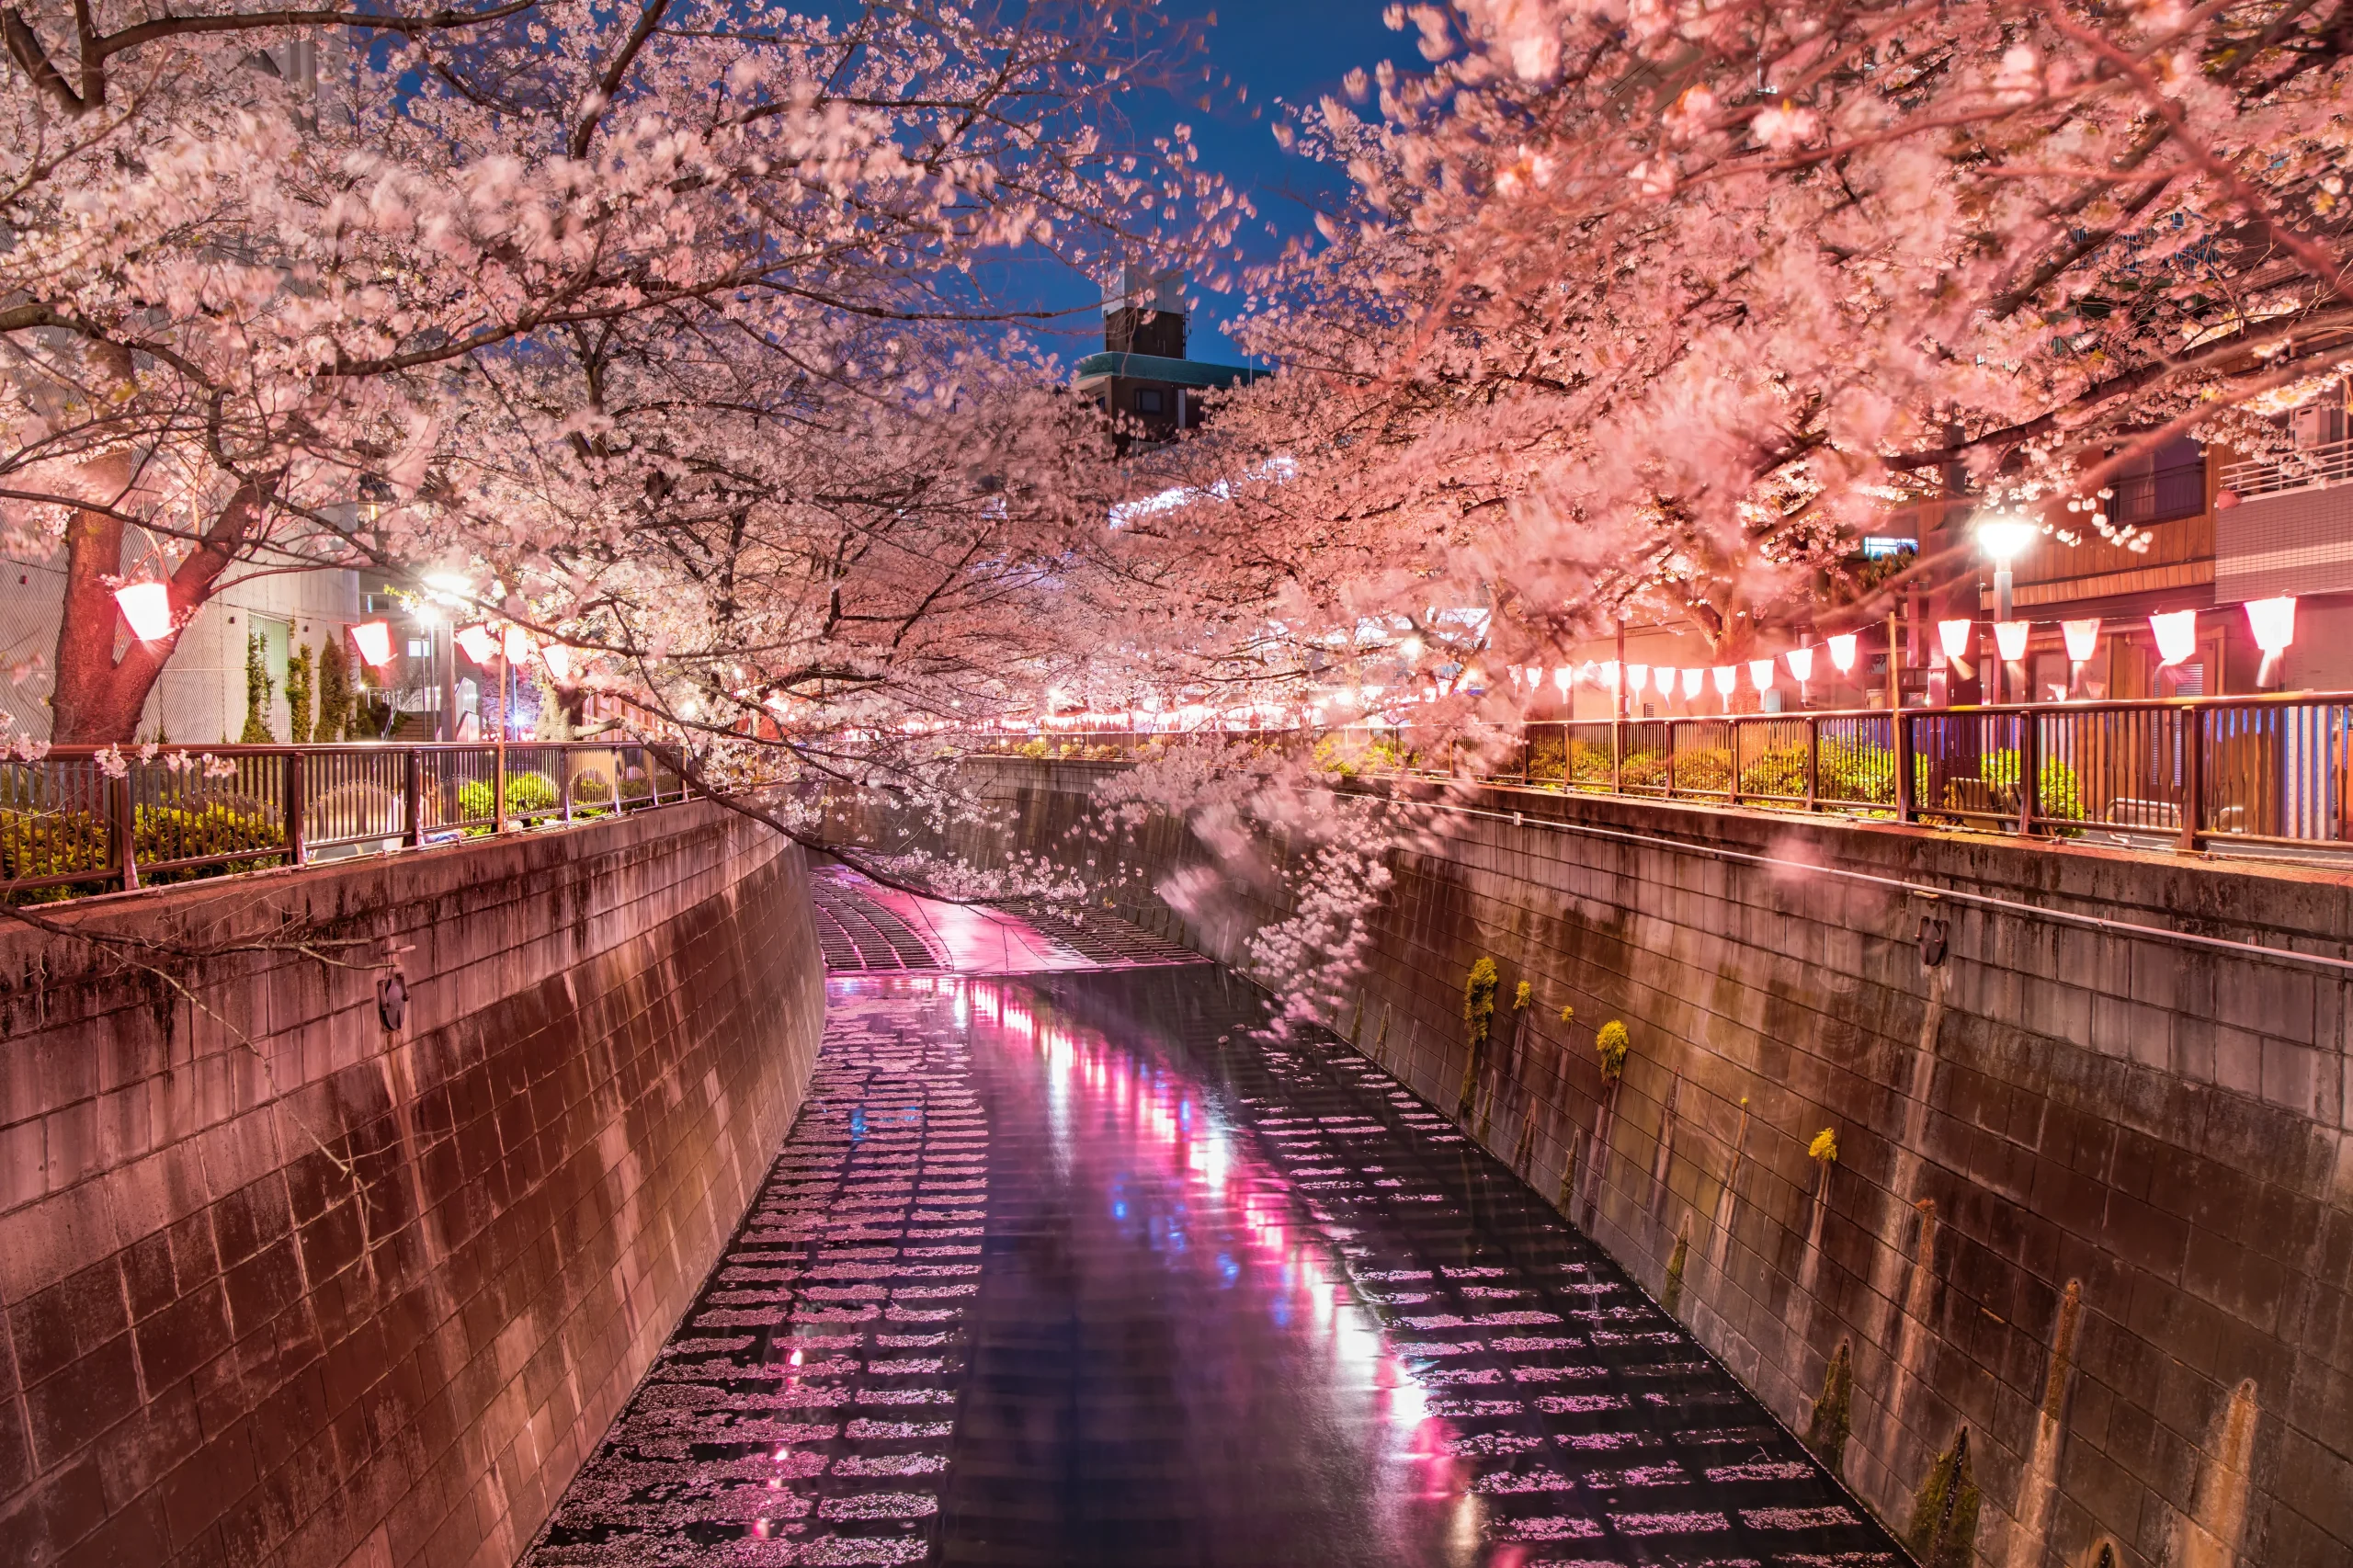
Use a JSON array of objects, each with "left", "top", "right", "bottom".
[{"left": 49, "top": 475, "right": 277, "bottom": 744}]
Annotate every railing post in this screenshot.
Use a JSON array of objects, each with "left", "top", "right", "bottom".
[
  {"left": 2018, "top": 710, "right": 2040, "bottom": 837},
  {"left": 1894, "top": 710, "right": 1916, "bottom": 824},
  {"left": 1727, "top": 718, "right": 1742, "bottom": 807},
  {"left": 285, "top": 750, "right": 308, "bottom": 868},
  {"left": 1610, "top": 718, "right": 1622, "bottom": 795},
  {"left": 111, "top": 776, "right": 138, "bottom": 892},
  {"left": 405, "top": 748, "right": 426, "bottom": 849},
  {"left": 493, "top": 748, "right": 507, "bottom": 833},
  {"left": 2179, "top": 704, "right": 2206, "bottom": 851},
  {"left": 561, "top": 747, "right": 574, "bottom": 824},
  {"left": 1805, "top": 717, "right": 1819, "bottom": 812}
]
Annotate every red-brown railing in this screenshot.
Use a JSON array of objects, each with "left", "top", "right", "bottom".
[
  {"left": 971, "top": 691, "right": 2353, "bottom": 857},
  {"left": 0, "top": 742, "right": 691, "bottom": 900}
]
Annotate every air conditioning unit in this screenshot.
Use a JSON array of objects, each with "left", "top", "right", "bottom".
[{"left": 2290, "top": 397, "right": 2346, "bottom": 449}]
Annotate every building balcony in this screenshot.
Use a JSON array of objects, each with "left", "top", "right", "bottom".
[{"left": 2214, "top": 437, "right": 2353, "bottom": 604}]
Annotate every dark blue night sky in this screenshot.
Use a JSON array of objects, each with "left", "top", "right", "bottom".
[{"left": 992, "top": 0, "right": 1425, "bottom": 369}]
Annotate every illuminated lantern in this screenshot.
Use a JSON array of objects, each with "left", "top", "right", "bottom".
[
  {"left": 455, "top": 624, "right": 498, "bottom": 664},
  {"left": 349, "top": 619, "right": 395, "bottom": 667},
  {"left": 1626, "top": 664, "right": 1649, "bottom": 697},
  {"left": 1785, "top": 646, "right": 1814, "bottom": 684},
  {"left": 503, "top": 625, "right": 532, "bottom": 665},
  {"left": 1827, "top": 633, "right": 1858, "bottom": 674},
  {"left": 114, "top": 581, "right": 173, "bottom": 642},
  {"left": 2149, "top": 608, "right": 2198, "bottom": 666},
  {"left": 1711, "top": 665, "right": 1736, "bottom": 697},
  {"left": 542, "top": 642, "right": 573, "bottom": 681},
  {"left": 2245, "top": 597, "right": 2296, "bottom": 687},
  {"left": 1552, "top": 666, "right": 1572, "bottom": 695},
  {"left": 2062, "top": 619, "right": 2101, "bottom": 663},
  {"left": 1937, "top": 619, "right": 1974, "bottom": 663},
  {"left": 1994, "top": 621, "right": 2029, "bottom": 662},
  {"left": 1748, "top": 657, "right": 1775, "bottom": 692},
  {"left": 1600, "top": 660, "right": 1620, "bottom": 691},
  {"left": 2245, "top": 596, "right": 2297, "bottom": 653},
  {"left": 1679, "top": 667, "right": 1702, "bottom": 700}
]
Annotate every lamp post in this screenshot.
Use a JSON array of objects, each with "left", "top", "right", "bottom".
[{"left": 1976, "top": 517, "right": 2040, "bottom": 705}]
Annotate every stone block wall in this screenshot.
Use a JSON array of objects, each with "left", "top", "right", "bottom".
[
  {"left": 877, "top": 760, "right": 2352, "bottom": 1568},
  {"left": 0, "top": 802, "right": 826, "bottom": 1568}
]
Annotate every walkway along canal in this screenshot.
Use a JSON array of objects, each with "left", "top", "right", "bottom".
[{"left": 525, "top": 870, "right": 1902, "bottom": 1567}]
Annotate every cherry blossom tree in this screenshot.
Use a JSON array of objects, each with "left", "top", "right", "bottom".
[
  {"left": 0, "top": 0, "right": 1234, "bottom": 740},
  {"left": 1154, "top": 0, "right": 2353, "bottom": 688}
]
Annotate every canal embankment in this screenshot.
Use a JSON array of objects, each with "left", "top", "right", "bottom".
[
  {"left": 847, "top": 757, "right": 2353, "bottom": 1568},
  {"left": 0, "top": 801, "right": 826, "bottom": 1568}
]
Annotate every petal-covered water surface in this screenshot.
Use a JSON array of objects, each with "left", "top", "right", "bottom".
[{"left": 529, "top": 961, "right": 1901, "bottom": 1568}]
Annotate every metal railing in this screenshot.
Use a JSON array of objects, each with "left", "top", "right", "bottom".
[
  {"left": 2218, "top": 437, "right": 2353, "bottom": 499},
  {"left": 971, "top": 691, "right": 2353, "bottom": 857},
  {"left": 0, "top": 742, "right": 691, "bottom": 901}
]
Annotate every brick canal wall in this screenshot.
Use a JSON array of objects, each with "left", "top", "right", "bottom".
[
  {"left": 867, "top": 759, "right": 2352, "bottom": 1568},
  {"left": 0, "top": 802, "right": 825, "bottom": 1568}
]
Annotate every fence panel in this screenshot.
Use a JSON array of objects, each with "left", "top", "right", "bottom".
[
  {"left": 1665, "top": 719, "right": 1730, "bottom": 800},
  {"left": 1815, "top": 714, "right": 1897, "bottom": 811},
  {"left": 305, "top": 747, "right": 407, "bottom": 850},
  {"left": 2037, "top": 704, "right": 2188, "bottom": 840},
  {"left": 1732, "top": 716, "right": 1813, "bottom": 806}
]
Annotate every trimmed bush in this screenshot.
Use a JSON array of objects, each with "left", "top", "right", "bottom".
[
  {"left": 456, "top": 770, "right": 560, "bottom": 826},
  {"left": 1, "top": 796, "right": 285, "bottom": 903}
]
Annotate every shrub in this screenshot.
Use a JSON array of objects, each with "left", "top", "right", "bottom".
[
  {"left": 1978, "top": 748, "right": 2086, "bottom": 833},
  {"left": 1314, "top": 734, "right": 1409, "bottom": 778},
  {"left": 1624, "top": 745, "right": 1730, "bottom": 792},
  {"left": 1819, "top": 744, "right": 1897, "bottom": 804},
  {"left": 240, "top": 632, "right": 276, "bottom": 744},
  {"left": 140, "top": 801, "right": 284, "bottom": 875},
  {"left": 1738, "top": 744, "right": 1810, "bottom": 799},
  {"left": 456, "top": 771, "right": 560, "bottom": 825},
  {"left": 1462, "top": 957, "right": 1499, "bottom": 1051},
  {"left": 571, "top": 768, "right": 615, "bottom": 804},
  {"left": 1595, "top": 1018, "right": 1630, "bottom": 1083},
  {"left": 1, "top": 797, "right": 285, "bottom": 903}
]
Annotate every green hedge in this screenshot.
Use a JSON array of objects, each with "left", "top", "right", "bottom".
[
  {"left": 2, "top": 800, "right": 285, "bottom": 903},
  {"left": 456, "top": 771, "right": 560, "bottom": 827}
]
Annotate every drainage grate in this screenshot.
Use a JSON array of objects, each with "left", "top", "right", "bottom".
[
  {"left": 811, "top": 866, "right": 950, "bottom": 971},
  {"left": 1002, "top": 902, "right": 1207, "bottom": 967}
]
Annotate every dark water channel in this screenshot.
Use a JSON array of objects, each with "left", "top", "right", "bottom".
[{"left": 528, "top": 964, "right": 1902, "bottom": 1568}]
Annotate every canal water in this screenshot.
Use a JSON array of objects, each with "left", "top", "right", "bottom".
[{"left": 527, "top": 888, "right": 1902, "bottom": 1567}]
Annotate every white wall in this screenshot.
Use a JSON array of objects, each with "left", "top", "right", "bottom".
[{"left": 0, "top": 550, "right": 361, "bottom": 743}]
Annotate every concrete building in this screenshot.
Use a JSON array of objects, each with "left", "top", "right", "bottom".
[{"left": 1073, "top": 267, "right": 1263, "bottom": 445}]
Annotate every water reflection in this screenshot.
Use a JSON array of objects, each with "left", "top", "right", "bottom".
[{"left": 531, "top": 966, "right": 1902, "bottom": 1568}]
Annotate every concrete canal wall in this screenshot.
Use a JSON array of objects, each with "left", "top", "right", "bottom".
[
  {"left": 879, "top": 758, "right": 2353, "bottom": 1568},
  {"left": 0, "top": 802, "right": 826, "bottom": 1568}
]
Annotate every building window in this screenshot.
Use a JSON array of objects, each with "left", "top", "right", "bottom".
[{"left": 1135, "top": 389, "right": 1165, "bottom": 415}]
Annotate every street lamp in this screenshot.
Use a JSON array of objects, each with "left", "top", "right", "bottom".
[{"left": 1976, "top": 516, "right": 2039, "bottom": 703}]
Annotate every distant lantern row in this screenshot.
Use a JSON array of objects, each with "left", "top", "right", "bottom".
[
  {"left": 111, "top": 580, "right": 582, "bottom": 683},
  {"left": 1508, "top": 597, "right": 2302, "bottom": 707}
]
